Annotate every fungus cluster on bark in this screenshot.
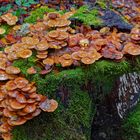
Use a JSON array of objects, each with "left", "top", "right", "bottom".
[{"left": 0, "top": 3, "right": 139, "bottom": 139}]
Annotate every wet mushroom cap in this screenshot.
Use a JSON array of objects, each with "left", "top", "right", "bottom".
[
  {"left": 0, "top": 70, "right": 10, "bottom": 81},
  {"left": 39, "top": 99, "right": 58, "bottom": 112},
  {"left": 27, "top": 67, "right": 37, "bottom": 74},
  {"left": 22, "top": 103, "right": 36, "bottom": 113},
  {"left": 2, "top": 132, "right": 12, "bottom": 140},
  {"left": 43, "top": 58, "right": 54, "bottom": 65},
  {"left": 8, "top": 117, "right": 27, "bottom": 126},
  {"left": 5, "top": 81, "right": 17, "bottom": 90},
  {"left": 35, "top": 41, "right": 49, "bottom": 51},
  {"left": 61, "top": 59, "right": 73, "bottom": 67},
  {"left": 5, "top": 66, "right": 21, "bottom": 75},
  {"left": 16, "top": 93, "right": 26, "bottom": 103},
  {"left": 14, "top": 77, "right": 29, "bottom": 89},
  {"left": 48, "top": 30, "right": 59, "bottom": 38},
  {"left": 17, "top": 49, "right": 32, "bottom": 59},
  {"left": 81, "top": 57, "right": 95, "bottom": 64},
  {"left": 9, "top": 99, "right": 26, "bottom": 110}
]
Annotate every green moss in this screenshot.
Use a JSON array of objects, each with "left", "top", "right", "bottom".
[
  {"left": 24, "top": 6, "right": 55, "bottom": 23},
  {"left": 122, "top": 102, "right": 140, "bottom": 140},
  {"left": 70, "top": 6, "right": 103, "bottom": 27}
]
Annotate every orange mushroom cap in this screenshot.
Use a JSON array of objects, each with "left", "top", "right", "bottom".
[
  {"left": 0, "top": 123, "right": 12, "bottom": 133},
  {"left": 39, "top": 99, "right": 58, "bottom": 112},
  {"left": 27, "top": 67, "right": 37, "bottom": 74},
  {"left": 28, "top": 86, "right": 37, "bottom": 94},
  {"left": 14, "top": 77, "right": 29, "bottom": 89},
  {"left": 17, "top": 49, "right": 32, "bottom": 59},
  {"left": 5, "top": 66, "right": 21, "bottom": 75},
  {"left": 71, "top": 52, "right": 81, "bottom": 60},
  {"left": 8, "top": 117, "right": 26, "bottom": 126},
  {"left": 48, "top": 30, "right": 59, "bottom": 38},
  {"left": 24, "top": 114, "right": 34, "bottom": 120},
  {"left": 124, "top": 43, "right": 140, "bottom": 55},
  {"left": 61, "top": 54, "right": 71, "bottom": 59},
  {"left": 0, "top": 70, "right": 10, "bottom": 81},
  {"left": 61, "top": 59, "right": 73, "bottom": 67},
  {"left": 3, "top": 109, "right": 16, "bottom": 118},
  {"left": 81, "top": 57, "right": 95, "bottom": 64},
  {"left": 16, "top": 93, "right": 26, "bottom": 104},
  {"left": 9, "top": 99, "right": 26, "bottom": 110},
  {"left": 43, "top": 58, "right": 54, "bottom": 65},
  {"left": 2, "top": 132, "right": 12, "bottom": 140},
  {"left": 22, "top": 103, "right": 36, "bottom": 113},
  {"left": 56, "top": 31, "right": 69, "bottom": 40},
  {"left": 35, "top": 41, "right": 49, "bottom": 51},
  {"left": 5, "top": 80, "right": 17, "bottom": 91},
  {"left": 32, "top": 109, "right": 41, "bottom": 117},
  {"left": 7, "top": 90, "right": 19, "bottom": 98},
  {"left": 77, "top": 51, "right": 88, "bottom": 58},
  {"left": 0, "top": 92, "right": 5, "bottom": 101}
]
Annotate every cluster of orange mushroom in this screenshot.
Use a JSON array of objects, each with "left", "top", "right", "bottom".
[
  {"left": 0, "top": 9, "right": 139, "bottom": 139},
  {"left": 1, "top": 11, "right": 140, "bottom": 69},
  {"left": 111, "top": 0, "right": 140, "bottom": 25},
  {"left": 0, "top": 13, "right": 18, "bottom": 26},
  {"left": 0, "top": 77, "right": 58, "bottom": 140}
]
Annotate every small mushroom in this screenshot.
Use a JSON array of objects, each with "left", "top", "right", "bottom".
[
  {"left": 81, "top": 57, "right": 95, "bottom": 64},
  {"left": 43, "top": 58, "right": 54, "bottom": 65},
  {"left": 8, "top": 117, "right": 26, "bottom": 126},
  {"left": 27, "top": 67, "right": 37, "bottom": 74},
  {"left": 22, "top": 103, "right": 36, "bottom": 113},
  {"left": 79, "top": 39, "right": 89, "bottom": 47},
  {"left": 16, "top": 93, "right": 26, "bottom": 104},
  {"left": 48, "top": 30, "right": 59, "bottom": 38},
  {"left": 2, "top": 132, "right": 12, "bottom": 140},
  {"left": 9, "top": 99, "right": 26, "bottom": 110},
  {"left": 39, "top": 99, "right": 58, "bottom": 112},
  {"left": 14, "top": 77, "right": 29, "bottom": 89},
  {"left": 5, "top": 66, "right": 20, "bottom": 75},
  {"left": 0, "top": 70, "right": 10, "bottom": 81},
  {"left": 5, "top": 81, "right": 17, "bottom": 91},
  {"left": 17, "top": 49, "right": 32, "bottom": 59}
]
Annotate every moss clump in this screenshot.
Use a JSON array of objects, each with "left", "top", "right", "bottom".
[
  {"left": 24, "top": 6, "right": 55, "bottom": 23},
  {"left": 122, "top": 102, "right": 140, "bottom": 140},
  {"left": 70, "top": 6, "right": 103, "bottom": 27}
]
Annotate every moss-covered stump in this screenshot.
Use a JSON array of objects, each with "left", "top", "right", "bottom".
[
  {"left": 12, "top": 56, "right": 140, "bottom": 140},
  {"left": 12, "top": 69, "right": 94, "bottom": 140}
]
